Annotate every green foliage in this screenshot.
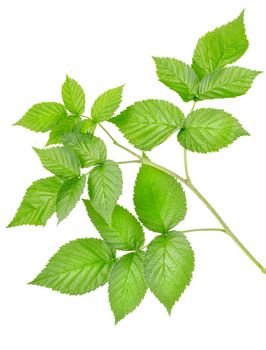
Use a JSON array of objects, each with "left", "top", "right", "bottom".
[
  {"left": 111, "top": 99, "right": 185, "bottom": 150},
  {"left": 177, "top": 108, "right": 249, "bottom": 153},
  {"left": 61, "top": 75, "right": 86, "bottom": 115},
  {"left": 153, "top": 57, "right": 200, "bottom": 101},
  {"left": 30, "top": 238, "right": 116, "bottom": 295},
  {"left": 134, "top": 165, "right": 187, "bottom": 233},
  {"left": 198, "top": 67, "right": 261, "bottom": 100},
  {"left": 9, "top": 11, "right": 264, "bottom": 323},
  {"left": 56, "top": 175, "right": 86, "bottom": 223},
  {"left": 84, "top": 200, "right": 144, "bottom": 251},
  {"left": 192, "top": 11, "right": 249, "bottom": 78},
  {"left": 109, "top": 251, "right": 147, "bottom": 323},
  {"left": 88, "top": 160, "right": 122, "bottom": 223},
  {"left": 144, "top": 232, "right": 194, "bottom": 313},
  {"left": 8, "top": 177, "right": 63, "bottom": 227},
  {"left": 15, "top": 102, "right": 67, "bottom": 132},
  {"left": 91, "top": 85, "right": 124, "bottom": 122},
  {"left": 34, "top": 146, "right": 81, "bottom": 178}
]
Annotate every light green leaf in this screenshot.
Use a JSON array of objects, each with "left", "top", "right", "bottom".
[
  {"left": 15, "top": 102, "right": 67, "bottom": 132},
  {"left": 56, "top": 175, "right": 86, "bottom": 223},
  {"left": 144, "top": 232, "right": 194, "bottom": 314},
  {"left": 109, "top": 251, "right": 147, "bottom": 323},
  {"left": 91, "top": 85, "right": 124, "bottom": 122},
  {"left": 62, "top": 132, "right": 107, "bottom": 168},
  {"left": 30, "top": 238, "right": 116, "bottom": 295},
  {"left": 88, "top": 160, "right": 122, "bottom": 223},
  {"left": 153, "top": 57, "right": 200, "bottom": 102},
  {"left": 46, "top": 115, "right": 82, "bottom": 146},
  {"left": 177, "top": 108, "right": 249, "bottom": 153},
  {"left": 134, "top": 165, "right": 186, "bottom": 233},
  {"left": 84, "top": 200, "right": 144, "bottom": 251},
  {"left": 81, "top": 118, "right": 97, "bottom": 134},
  {"left": 198, "top": 67, "right": 261, "bottom": 100},
  {"left": 111, "top": 100, "right": 185, "bottom": 151},
  {"left": 34, "top": 146, "right": 81, "bottom": 178},
  {"left": 62, "top": 75, "right": 85, "bottom": 115},
  {"left": 192, "top": 11, "right": 249, "bottom": 78},
  {"left": 8, "top": 176, "right": 63, "bottom": 227}
]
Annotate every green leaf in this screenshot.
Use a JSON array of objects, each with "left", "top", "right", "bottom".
[
  {"left": 144, "top": 232, "right": 194, "bottom": 314},
  {"left": 81, "top": 118, "right": 97, "bottom": 134},
  {"left": 91, "top": 85, "right": 124, "bottom": 122},
  {"left": 198, "top": 67, "right": 261, "bottom": 100},
  {"left": 46, "top": 115, "right": 82, "bottom": 146},
  {"left": 34, "top": 146, "right": 81, "bottom": 178},
  {"left": 30, "top": 238, "right": 116, "bottom": 295},
  {"left": 84, "top": 200, "right": 144, "bottom": 251},
  {"left": 8, "top": 176, "right": 63, "bottom": 227},
  {"left": 62, "top": 132, "right": 107, "bottom": 168},
  {"left": 177, "top": 108, "right": 249, "bottom": 153},
  {"left": 56, "top": 175, "right": 86, "bottom": 223},
  {"left": 88, "top": 160, "right": 122, "bottom": 223},
  {"left": 192, "top": 11, "right": 249, "bottom": 79},
  {"left": 153, "top": 57, "right": 200, "bottom": 102},
  {"left": 109, "top": 251, "right": 147, "bottom": 323},
  {"left": 15, "top": 102, "right": 67, "bottom": 132},
  {"left": 134, "top": 165, "right": 187, "bottom": 233},
  {"left": 111, "top": 100, "right": 185, "bottom": 151},
  {"left": 62, "top": 75, "right": 85, "bottom": 115}
]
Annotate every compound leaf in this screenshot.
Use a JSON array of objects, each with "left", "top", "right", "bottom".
[
  {"left": 34, "top": 146, "right": 80, "bottom": 178},
  {"left": 198, "top": 67, "right": 261, "bottom": 100},
  {"left": 177, "top": 108, "right": 249, "bottom": 153},
  {"left": 91, "top": 85, "right": 124, "bottom": 122},
  {"left": 144, "top": 232, "right": 194, "bottom": 314},
  {"left": 134, "top": 165, "right": 186, "bottom": 233},
  {"left": 30, "top": 238, "right": 116, "bottom": 295},
  {"left": 8, "top": 176, "right": 63, "bottom": 227},
  {"left": 153, "top": 57, "right": 200, "bottom": 102},
  {"left": 192, "top": 11, "right": 249, "bottom": 78},
  {"left": 84, "top": 200, "right": 144, "bottom": 251},
  {"left": 109, "top": 251, "right": 147, "bottom": 323},
  {"left": 88, "top": 160, "right": 122, "bottom": 223},
  {"left": 56, "top": 175, "right": 86, "bottom": 223},
  {"left": 62, "top": 132, "right": 107, "bottom": 168},
  {"left": 111, "top": 100, "right": 185, "bottom": 151},
  {"left": 15, "top": 102, "right": 67, "bottom": 132},
  {"left": 62, "top": 76, "right": 85, "bottom": 115}
]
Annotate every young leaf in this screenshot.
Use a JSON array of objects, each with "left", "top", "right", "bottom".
[
  {"left": 84, "top": 200, "right": 144, "bottom": 251},
  {"left": 91, "top": 85, "right": 123, "bottom": 122},
  {"left": 134, "top": 165, "right": 187, "bottom": 233},
  {"left": 198, "top": 67, "right": 261, "bottom": 100},
  {"left": 177, "top": 108, "right": 249, "bottom": 153},
  {"left": 88, "top": 160, "right": 122, "bottom": 223},
  {"left": 30, "top": 238, "right": 116, "bottom": 295},
  {"left": 56, "top": 175, "right": 86, "bottom": 223},
  {"left": 81, "top": 118, "right": 97, "bottom": 134},
  {"left": 109, "top": 251, "right": 147, "bottom": 323},
  {"left": 192, "top": 11, "right": 249, "bottom": 78},
  {"left": 144, "top": 232, "right": 194, "bottom": 314},
  {"left": 46, "top": 115, "right": 82, "bottom": 146},
  {"left": 15, "top": 102, "right": 67, "bottom": 132},
  {"left": 62, "top": 76, "right": 85, "bottom": 115},
  {"left": 153, "top": 57, "right": 200, "bottom": 102},
  {"left": 34, "top": 146, "right": 81, "bottom": 178},
  {"left": 111, "top": 100, "right": 185, "bottom": 151},
  {"left": 8, "top": 176, "right": 63, "bottom": 227},
  {"left": 62, "top": 132, "right": 107, "bottom": 168}
]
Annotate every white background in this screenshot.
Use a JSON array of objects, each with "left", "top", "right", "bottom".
[{"left": 1, "top": 0, "right": 266, "bottom": 348}]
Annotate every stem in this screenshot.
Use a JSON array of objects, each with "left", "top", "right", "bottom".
[
  {"left": 99, "top": 123, "right": 266, "bottom": 274},
  {"left": 117, "top": 160, "right": 141, "bottom": 165},
  {"left": 180, "top": 228, "right": 226, "bottom": 234}
]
